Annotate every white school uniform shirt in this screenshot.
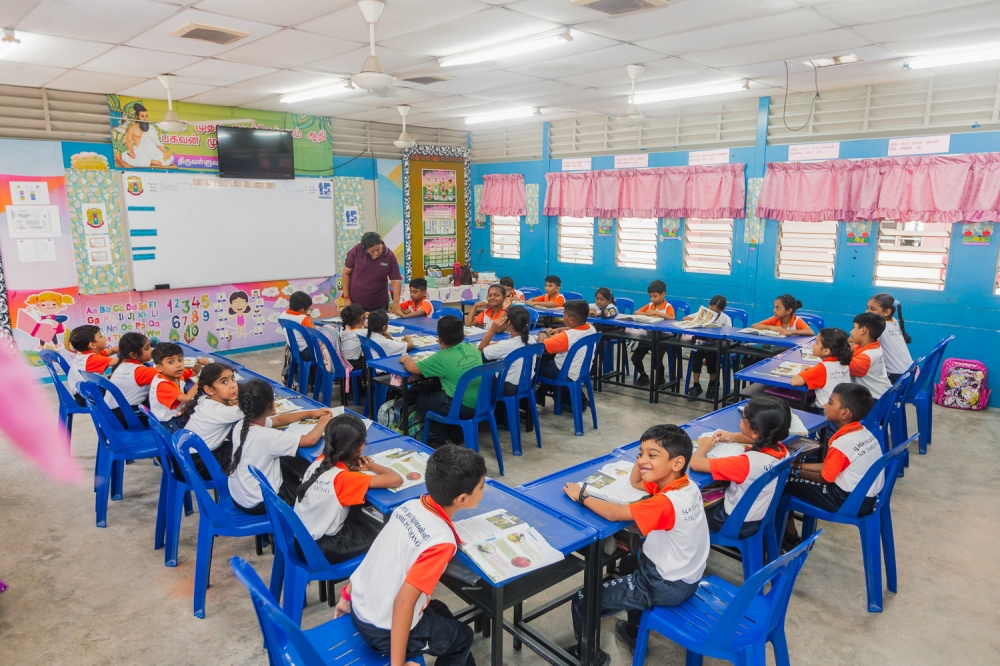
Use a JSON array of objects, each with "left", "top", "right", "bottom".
[
  {"left": 542, "top": 324, "right": 598, "bottom": 381},
  {"left": 369, "top": 331, "right": 408, "bottom": 357},
  {"left": 797, "top": 357, "right": 851, "bottom": 408},
  {"left": 67, "top": 350, "right": 113, "bottom": 395},
  {"left": 350, "top": 497, "right": 459, "bottom": 631},
  {"left": 278, "top": 310, "right": 312, "bottom": 352},
  {"left": 879, "top": 320, "right": 913, "bottom": 375},
  {"left": 340, "top": 326, "right": 363, "bottom": 361},
  {"left": 228, "top": 419, "right": 300, "bottom": 509},
  {"left": 149, "top": 373, "right": 190, "bottom": 422},
  {"left": 709, "top": 444, "right": 788, "bottom": 522},
  {"left": 104, "top": 360, "right": 158, "bottom": 409},
  {"left": 185, "top": 396, "right": 245, "bottom": 451},
  {"left": 629, "top": 476, "right": 710, "bottom": 584},
  {"left": 483, "top": 334, "right": 537, "bottom": 384},
  {"left": 823, "top": 423, "right": 884, "bottom": 497},
  {"left": 294, "top": 460, "right": 371, "bottom": 539},
  {"left": 849, "top": 341, "right": 891, "bottom": 399}
]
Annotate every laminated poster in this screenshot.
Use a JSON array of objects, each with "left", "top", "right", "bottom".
[
  {"left": 422, "top": 169, "right": 457, "bottom": 203},
  {"left": 423, "top": 204, "right": 457, "bottom": 236},
  {"left": 423, "top": 236, "right": 457, "bottom": 268},
  {"left": 9, "top": 181, "right": 49, "bottom": 205},
  {"left": 7, "top": 206, "right": 61, "bottom": 238}
]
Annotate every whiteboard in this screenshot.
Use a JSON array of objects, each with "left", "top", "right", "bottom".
[{"left": 121, "top": 172, "right": 336, "bottom": 291}]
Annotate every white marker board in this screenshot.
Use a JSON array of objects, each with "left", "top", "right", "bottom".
[{"left": 121, "top": 172, "right": 336, "bottom": 291}]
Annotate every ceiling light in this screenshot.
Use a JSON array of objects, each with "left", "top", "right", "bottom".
[
  {"left": 440, "top": 29, "right": 573, "bottom": 67},
  {"left": 904, "top": 45, "right": 1000, "bottom": 70},
  {"left": 465, "top": 108, "right": 537, "bottom": 125},
  {"left": 807, "top": 53, "right": 862, "bottom": 68},
  {"left": 280, "top": 83, "right": 352, "bottom": 104},
  {"left": 633, "top": 81, "right": 748, "bottom": 105}
]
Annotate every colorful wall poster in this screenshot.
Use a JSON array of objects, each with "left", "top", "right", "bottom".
[
  {"left": 10, "top": 181, "right": 49, "bottom": 205},
  {"left": 525, "top": 183, "right": 539, "bottom": 232},
  {"left": 423, "top": 237, "right": 457, "bottom": 269},
  {"left": 423, "top": 205, "right": 457, "bottom": 236},
  {"left": 597, "top": 219, "right": 613, "bottom": 236},
  {"left": 376, "top": 160, "right": 405, "bottom": 273},
  {"left": 422, "top": 169, "right": 457, "bottom": 203},
  {"left": 962, "top": 221, "right": 993, "bottom": 245},
  {"left": 0, "top": 174, "right": 77, "bottom": 291},
  {"left": 846, "top": 220, "right": 871, "bottom": 245},
  {"left": 661, "top": 218, "right": 681, "bottom": 240}
]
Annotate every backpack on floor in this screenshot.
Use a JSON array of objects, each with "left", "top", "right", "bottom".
[
  {"left": 934, "top": 358, "right": 990, "bottom": 410},
  {"left": 377, "top": 397, "right": 424, "bottom": 438}
]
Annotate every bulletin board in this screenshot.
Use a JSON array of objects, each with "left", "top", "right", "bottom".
[{"left": 402, "top": 146, "right": 471, "bottom": 279}]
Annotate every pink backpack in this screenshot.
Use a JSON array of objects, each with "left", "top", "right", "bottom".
[{"left": 934, "top": 358, "right": 990, "bottom": 410}]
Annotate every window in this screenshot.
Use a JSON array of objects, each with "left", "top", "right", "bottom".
[
  {"left": 684, "top": 218, "right": 734, "bottom": 274},
  {"left": 617, "top": 218, "right": 658, "bottom": 269},
  {"left": 558, "top": 216, "right": 594, "bottom": 264},
  {"left": 876, "top": 221, "right": 951, "bottom": 291},
  {"left": 777, "top": 220, "right": 838, "bottom": 282},
  {"left": 490, "top": 215, "right": 520, "bottom": 259}
]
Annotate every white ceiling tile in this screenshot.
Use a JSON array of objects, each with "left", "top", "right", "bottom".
[
  {"left": 295, "top": 101, "right": 371, "bottom": 116},
  {"left": 608, "top": 71, "right": 745, "bottom": 97},
  {"left": 18, "top": 0, "right": 179, "bottom": 44},
  {"left": 298, "top": 0, "right": 486, "bottom": 43},
  {"left": 556, "top": 58, "right": 706, "bottom": 88},
  {"left": 471, "top": 80, "right": 582, "bottom": 102},
  {"left": 219, "top": 29, "right": 362, "bottom": 67},
  {"left": 514, "top": 87, "right": 616, "bottom": 109},
  {"left": 0, "top": 61, "right": 65, "bottom": 88},
  {"left": 227, "top": 70, "right": 347, "bottom": 94},
  {"left": 0, "top": 0, "right": 38, "bottom": 27},
  {"left": 421, "top": 70, "right": 541, "bottom": 94},
  {"left": 173, "top": 59, "right": 278, "bottom": 86},
  {"left": 718, "top": 44, "right": 899, "bottom": 79},
  {"left": 344, "top": 88, "right": 439, "bottom": 107},
  {"left": 853, "top": 3, "right": 1000, "bottom": 43},
  {"left": 307, "top": 46, "right": 434, "bottom": 77},
  {"left": 338, "top": 106, "right": 409, "bottom": 122},
  {"left": 78, "top": 46, "right": 204, "bottom": 79},
  {"left": 195, "top": 0, "right": 356, "bottom": 27},
  {"left": 504, "top": 0, "right": 610, "bottom": 24},
  {"left": 118, "top": 79, "right": 214, "bottom": 99},
  {"left": 884, "top": 28, "right": 1000, "bottom": 59},
  {"left": 409, "top": 95, "right": 490, "bottom": 112},
  {"left": 1, "top": 32, "right": 112, "bottom": 69},
  {"left": 125, "top": 9, "right": 283, "bottom": 57},
  {"left": 756, "top": 60, "right": 919, "bottom": 91},
  {"left": 44, "top": 70, "right": 148, "bottom": 94},
  {"left": 506, "top": 43, "right": 666, "bottom": 80},
  {"left": 814, "top": 0, "right": 989, "bottom": 25},
  {"left": 181, "top": 88, "right": 274, "bottom": 107},
  {"left": 380, "top": 8, "right": 560, "bottom": 58},
  {"left": 684, "top": 29, "right": 872, "bottom": 69}
]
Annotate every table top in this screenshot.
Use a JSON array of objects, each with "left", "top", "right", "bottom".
[
  {"left": 355, "top": 435, "right": 438, "bottom": 515},
  {"left": 176, "top": 342, "right": 245, "bottom": 369},
  {"left": 726, "top": 330, "right": 814, "bottom": 349},
  {"left": 734, "top": 355, "right": 810, "bottom": 391},
  {"left": 689, "top": 399, "right": 827, "bottom": 436}
]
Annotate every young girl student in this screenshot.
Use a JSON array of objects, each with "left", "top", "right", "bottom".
[
  {"left": 226, "top": 379, "right": 332, "bottom": 513},
  {"left": 790, "top": 328, "right": 853, "bottom": 409},
  {"left": 685, "top": 295, "right": 732, "bottom": 400},
  {"left": 867, "top": 293, "right": 913, "bottom": 382},
  {"left": 105, "top": 332, "right": 156, "bottom": 426},
  {"left": 183, "top": 363, "right": 243, "bottom": 477},
  {"left": 338, "top": 305, "right": 367, "bottom": 370},
  {"left": 466, "top": 283, "right": 509, "bottom": 328},
  {"left": 689, "top": 397, "right": 790, "bottom": 538},
  {"left": 752, "top": 294, "right": 814, "bottom": 336},
  {"left": 366, "top": 309, "right": 413, "bottom": 356},
  {"left": 479, "top": 306, "right": 536, "bottom": 395},
  {"left": 294, "top": 413, "right": 403, "bottom": 564},
  {"left": 589, "top": 287, "right": 619, "bottom": 319}
]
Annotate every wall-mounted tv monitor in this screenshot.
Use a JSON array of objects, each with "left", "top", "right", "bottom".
[{"left": 216, "top": 126, "right": 295, "bottom": 179}]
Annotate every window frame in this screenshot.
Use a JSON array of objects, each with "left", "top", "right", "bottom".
[
  {"left": 875, "top": 220, "right": 951, "bottom": 292},
  {"left": 616, "top": 217, "right": 658, "bottom": 269},
  {"left": 776, "top": 220, "right": 839, "bottom": 283},
  {"left": 489, "top": 214, "right": 521, "bottom": 259},
  {"left": 558, "top": 215, "right": 595, "bottom": 265},
  {"left": 683, "top": 217, "right": 735, "bottom": 275}
]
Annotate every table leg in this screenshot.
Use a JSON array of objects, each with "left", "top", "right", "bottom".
[
  {"left": 649, "top": 332, "right": 658, "bottom": 404},
  {"left": 712, "top": 338, "right": 724, "bottom": 411},
  {"left": 400, "top": 379, "right": 410, "bottom": 432},
  {"left": 491, "top": 585, "right": 504, "bottom": 666},
  {"left": 580, "top": 541, "right": 603, "bottom": 666},
  {"left": 513, "top": 602, "right": 523, "bottom": 651},
  {"left": 366, "top": 366, "right": 374, "bottom": 418}
]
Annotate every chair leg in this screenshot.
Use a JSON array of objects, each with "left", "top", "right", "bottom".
[
  {"left": 585, "top": 380, "right": 597, "bottom": 430},
  {"left": 633, "top": 611, "right": 654, "bottom": 666},
  {"left": 528, "top": 398, "right": 542, "bottom": 449},
  {"left": 858, "top": 516, "right": 884, "bottom": 612},
  {"left": 94, "top": 452, "right": 112, "bottom": 528},
  {"left": 685, "top": 651, "right": 706, "bottom": 666},
  {"left": 284, "top": 566, "right": 307, "bottom": 626},
  {"left": 770, "top": 627, "right": 791, "bottom": 666},
  {"left": 740, "top": 533, "right": 764, "bottom": 581},
  {"left": 155, "top": 471, "right": 169, "bottom": 551},
  {"left": 110, "top": 458, "right": 124, "bottom": 501},
  {"left": 464, "top": 422, "right": 479, "bottom": 453},
  {"left": 915, "top": 396, "right": 930, "bottom": 454},
  {"left": 488, "top": 415, "right": 504, "bottom": 476},
  {"left": 570, "top": 385, "right": 583, "bottom": 437},
  {"left": 881, "top": 506, "right": 897, "bottom": 594},
  {"left": 65, "top": 411, "right": 74, "bottom": 439},
  {"left": 165, "top": 482, "right": 185, "bottom": 567},
  {"left": 269, "top": 550, "right": 285, "bottom": 602},
  {"left": 193, "top": 520, "right": 214, "bottom": 618},
  {"left": 183, "top": 489, "right": 194, "bottom": 516},
  {"left": 506, "top": 400, "right": 522, "bottom": 457}
]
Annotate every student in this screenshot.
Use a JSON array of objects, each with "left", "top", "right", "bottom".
[
  {"left": 479, "top": 306, "right": 536, "bottom": 396},
  {"left": 685, "top": 295, "right": 732, "bottom": 400},
  {"left": 226, "top": 379, "right": 332, "bottom": 514},
  {"left": 499, "top": 276, "right": 524, "bottom": 302},
  {"left": 783, "top": 383, "right": 881, "bottom": 549},
  {"left": 867, "top": 293, "right": 913, "bottom": 382},
  {"left": 589, "top": 287, "right": 619, "bottom": 319},
  {"left": 630, "top": 280, "right": 675, "bottom": 387},
  {"left": 528, "top": 274, "right": 565, "bottom": 309},
  {"left": 339, "top": 305, "right": 367, "bottom": 370},
  {"left": 849, "top": 313, "right": 891, "bottom": 399},
  {"left": 562, "top": 424, "right": 709, "bottom": 660},
  {"left": 183, "top": 362, "right": 243, "bottom": 478},
  {"left": 752, "top": 294, "right": 814, "bottom": 336},
  {"left": 790, "top": 328, "right": 853, "bottom": 409},
  {"left": 278, "top": 290, "right": 315, "bottom": 362},
  {"left": 104, "top": 331, "right": 156, "bottom": 425},
  {"left": 398, "top": 277, "right": 435, "bottom": 318},
  {"left": 536, "top": 300, "right": 597, "bottom": 409},
  {"left": 294, "top": 412, "right": 403, "bottom": 564},
  {"left": 366, "top": 309, "right": 413, "bottom": 356},
  {"left": 150, "top": 343, "right": 206, "bottom": 432},
  {"left": 338, "top": 445, "right": 487, "bottom": 666},
  {"left": 466, "top": 283, "right": 508, "bottom": 328},
  {"left": 66, "top": 325, "right": 118, "bottom": 404},
  {"left": 402, "top": 316, "right": 483, "bottom": 447},
  {"left": 689, "top": 397, "right": 790, "bottom": 538}
]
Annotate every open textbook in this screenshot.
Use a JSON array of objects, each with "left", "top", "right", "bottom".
[
  {"left": 455, "top": 509, "right": 564, "bottom": 583},
  {"left": 409, "top": 350, "right": 436, "bottom": 362},
  {"left": 770, "top": 361, "right": 806, "bottom": 378},
  {"left": 580, "top": 460, "right": 649, "bottom": 505},
  {"left": 368, "top": 447, "right": 429, "bottom": 492},
  {"left": 275, "top": 406, "right": 373, "bottom": 435},
  {"left": 800, "top": 350, "right": 821, "bottom": 363},
  {"left": 463, "top": 326, "right": 486, "bottom": 337},
  {"left": 737, "top": 327, "right": 786, "bottom": 338},
  {"left": 409, "top": 335, "right": 438, "bottom": 348},
  {"left": 675, "top": 306, "right": 725, "bottom": 329},
  {"left": 695, "top": 431, "right": 749, "bottom": 459},
  {"left": 616, "top": 314, "right": 662, "bottom": 324}
]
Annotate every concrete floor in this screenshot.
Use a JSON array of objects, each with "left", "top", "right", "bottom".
[{"left": 2, "top": 345, "right": 999, "bottom": 665}]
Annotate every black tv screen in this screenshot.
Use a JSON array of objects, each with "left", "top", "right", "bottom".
[{"left": 216, "top": 126, "right": 295, "bottom": 179}]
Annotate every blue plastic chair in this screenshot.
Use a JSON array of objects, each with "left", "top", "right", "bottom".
[
  {"left": 39, "top": 349, "right": 91, "bottom": 438},
  {"left": 518, "top": 286, "right": 541, "bottom": 299},
  {"left": 632, "top": 531, "right": 822, "bottom": 666},
  {"left": 900, "top": 335, "right": 953, "bottom": 454},
  {"left": 248, "top": 467, "right": 364, "bottom": 627},
  {"left": 712, "top": 451, "right": 802, "bottom": 581},
  {"left": 496, "top": 343, "right": 545, "bottom": 456},
  {"left": 143, "top": 406, "right": 195, "bottom": 567},
  {"left": 429, "top": 299, "right": 444, "bottom": 317},
  {"left": 526, "top": 307, "right": 540, "bottom": 329},
  {"left": 357, "top": 336, "right": 390, "bottom": 418},
  {"left": 778, "top": 436, "right": 914, "bottom": 612},
  {"left": 437, "top": 306, "right": 463, "bottom": 320},
  {"left": 230, "top": 556, "right": 426, "bottom": 666},
  {"left": 797, "top": 312, "right": 824, "bottom": 331},
  {"left": 724, "top": 308, "right": 749, "bottom": 328},
  {"left": 538, "top": 333, "right": 600, "bottom": 437},
  {"left": 421, "top": 361, "right": 506, "bottom": 475},
  {"left": 174, "top": 430, "right": 273, "bottom": 618},
  {"left": 279, "top": 320, "right": 315, "bottom": 392},
  {"left": 616, "top": 297, "right": 635, "bottom": 314},
  {"left": 304, "top": 327, "right": 362, "bottom": 408},
  {"left": 563, "top": 290, "right": 584, "bottom": 302},
  {"left": 667, "top": 299, "right": 690, "bottom": 317},
  {"left": 78, "top": 380, "right": 160, "bottom": 528},
  {"left": 861, "top": 376, "right": 908, "bottom": 454}
]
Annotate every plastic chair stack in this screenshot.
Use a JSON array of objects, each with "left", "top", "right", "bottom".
[
  {"left": 495, "top": 343, "right": 545, "bottom": 456},
  {"left": 278, "top": 320, "right": 315, "bottom": 392},
  {"left": 537, "top": 334, "right": 600, "bottom": 437},
  {"left": 304, "top": 327, "right": 362, "bottom": 408},
  {"left": 143, "top": 406, "right": 195, "bottom": 567},
  {"left": 39, "top": 349, "right": 91, "bottom": 438},
  {"left": 900, "top": 335, "right": 953, "bottom": 454},
  {"left": 357, "top": 336, "right": 390, "bottom": 418}
]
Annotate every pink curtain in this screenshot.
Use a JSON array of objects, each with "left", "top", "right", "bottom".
[
  {"left": 757, "top": 153, "right": 1000, "bottom": 223},
  {"left": 543, "top": 164, "right": 745, "bottom": 219},
  {"left": 481, "top": 174, "right": 526, "bottom": 216}
]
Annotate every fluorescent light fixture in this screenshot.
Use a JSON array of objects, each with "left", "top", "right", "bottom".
[
  {"left": 807, "top": 53, "right": 862, "bottom": 68},
  {"left": 633, "top": 81, "right": 748, "bottom": 105},
  {"left": 279, "top": 83, "right": 352, "bottom": 104},
  {"left": 465, "top": 107, "right": 537, "bottom": 125},
  {"left": 440, "top": 30, "right": 572, "bottom": 67},
  {"left": 904, "top": 45, "right": 1000, "bottom": 70}
]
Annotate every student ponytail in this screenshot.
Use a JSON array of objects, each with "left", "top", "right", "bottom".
[
  {"left": 742, "top": 397, "right": 791, "bottom": 452},
  {"left": 777, "top": 293, "right": 802, "bottom": 313},
  {"left": 367, "top": 310, "right": 389, "bottom": 338},
  {"left": 819, "top": 327, "right": 853, "bottom": 365},
  {"left": 225, "top": 379, "right": 274, "bottom": 476},
  {"left": 873, "top": 293, "right": 911, "bottom": 344},
  {"left": 181, "top": 362, "right": 232, "bottom": 419},
  {"left": 896, "top": 301, "right": 911, "bottom": 344},
  {"left": 506, "top": 306, "right": 531, "bottom": 344},
  {"left": 295, "top": 413, "right": 367, "bottom": 501}
]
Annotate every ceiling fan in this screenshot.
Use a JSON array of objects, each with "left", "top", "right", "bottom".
[
  {"left": 616, "top": 64, "right": 647, "bottom": 127},
  {"left": 153, "top": 74, "right": 252, "bottom": 132},
  {"left": 351, "top": 0, "right": 395, "bottom": 91},
  {"left": 394, "top": 105, "right": 416, "bottom": 148}
]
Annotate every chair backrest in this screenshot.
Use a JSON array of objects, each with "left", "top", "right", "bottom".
[
  {"left": 248, "top": 466, "right": 331, "bottom": 574},
  {"left": 437, "top": 306, "right": 463, "bottom": 320},
  {"left": 173, "top": 430, "right": 236, "bottom": 525},
  {"left": 861, "top": 374, "right": 907, "bottom": 452},
  {"left": 278, "top": 320, "right": 310, "bottom": 363},
  {"left": 563, "top": 291, "right": 584, "bottom": 302},
  {"left": 518, "top": 287, "right": 541, "bottom": 299},
  {"left": 667, "top": 299, "right": 690, "bottom": 317},
  {"left": 429, "top": 300, "right": 444, "bottom": 317},
  {"left": 839, "top": 436, "right": 914, "bottom": 518},
  {"left": 83, "top": 371, "right": 146, "bottom": 431},
  {"left": 556, "top": 333, "right": 601, "bottom": 383},
  {"left": 229, "top": 556, "right": 304, "bottom": 664},
  {"left": 615, "top": 297, "right": 635, "bottom": 315},
  {"left": 797, "top": 312, "right": 824, "bottom": 331},
  {"left": 910, "top": 334, "right": 954, "bottom": 398},
  {"left": 39, "top": 349, "right": 76, "bottom": 407},
  {"left": 498, "top": 343, "right": 545, "bottom": 394},
  {"left": 357, "top": 334, "right": 388, "bottom": 363},
  {"left": 715, "top": 450, "right": 801, "bottom": 541},
  {"left": 703, "top": 530, "right": 822, "bottom": 653},
  {"left": 724, "top": 307, "right": 749, "bottom": 328},
  {"left": 448, "top": 361, "right": 505, "bottom": 420},
  {"left": 525, "top": 307, "right": 540, "bottom": 329},
  {"left": 77, "top": 380, "right": 132, "bottom": 453},
  {"left": 304, "top": 326, "right": 348, "bottom": 378},
  {"left": 141, "top": 405, "right": 189, "bottom": 485}
]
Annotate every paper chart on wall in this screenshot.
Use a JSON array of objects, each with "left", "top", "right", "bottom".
[
  {"left": 16, "top": 238, "right": 56, "bottom": 263},
  {"left": 7, "top": 206, "right": 61, "bottom": 238},
  {"left": 423, "top": 204, "right": 457, "bottom": 236},
  {"left": 422, "top": 169, "right": 457, "bottom": 203},
  {"left": 423, "top": 236, "right": 457, "bottom": 268},
  {"left": 9, "top": 181, "right": 49, "bottom": 205},
  {"left": 86, "top": 235, "right": 113, "bottom": 266}
]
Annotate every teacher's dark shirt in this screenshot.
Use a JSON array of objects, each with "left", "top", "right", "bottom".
[{"left": 344, "top": 243, "right": 402, "bottom": 310}]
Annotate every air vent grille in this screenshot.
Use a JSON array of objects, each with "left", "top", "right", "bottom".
[
  {"left": 570, "top": 0, "right": 668, "bottom": 16},
  {"left": 170, "top": 22, "right": 250, "bottom": 45}
]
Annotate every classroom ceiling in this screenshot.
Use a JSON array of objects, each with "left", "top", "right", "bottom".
[{"left": 3, "top": 0, "right": 1000, "bottom": 132}]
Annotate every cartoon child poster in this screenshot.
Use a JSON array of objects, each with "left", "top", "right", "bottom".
[
  {"left": 19, "top": 291, "right": 75, "bottom": 349},
  {"left": 229, "top": 290, "right": 251, "bottom": 338}
]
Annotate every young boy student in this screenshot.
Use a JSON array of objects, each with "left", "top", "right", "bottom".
[
  {"left": 536, "top": 300, "right": 597, "bottom": 410},
  {"left": 399, "top": 277, "right": 435, "bottom": 318},
  {"left": 783, "top": 383, "right": 882, "bottom": 550},
  {"left": 499, "top": 276, "right": 524, "bottom": 301},
  {"left": 339, "top": 445, "right": 486, "bottom": 666},
  {"left": 402, "top": 316, "right": 483, "bottom": 447},
  {"left": 66, "top": 325, "right": 119, "bottom": 405},
  {"left": 563, "top": 424, "right": 709, "bottom": 662},
  {"left": 849, "top": 312, "right": 891, "bottom": 399},
  {"left": 278, "top": 290, "right": 315, "bottom": 381},
  {"left": 150, "top": 342, "right": 207, "bottom": 432},
  {"left": 528, "top": 274, "right": 565, "bottom": 309},
  {"left": 631, "top": 280, "right": 675, "bottom": 387}
]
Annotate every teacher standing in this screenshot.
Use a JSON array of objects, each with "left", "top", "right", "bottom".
[{"left": 342, "top": 232, "right": 403, "bottom": 315}]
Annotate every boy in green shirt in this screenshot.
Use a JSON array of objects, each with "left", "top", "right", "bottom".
[{"left": 401, "top": 315, "right": 482, "bottom": 447}]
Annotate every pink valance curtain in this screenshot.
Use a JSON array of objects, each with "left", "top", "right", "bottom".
[
  {"left": 481, "top": 173, "right": 526, "bottom": 216},
  {"left": 757, "top": 153, "right": 1000, "bottom": 223},
  {"left": 543, "top": 164, "right": 746, "bottom": 219}
]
